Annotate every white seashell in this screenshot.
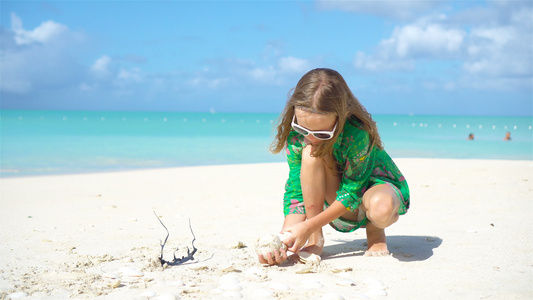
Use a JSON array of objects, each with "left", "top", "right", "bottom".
[
  {"left": 7, "top": 292, "right": 29, "bottom": 299},
  {"left": 255, "top": 233, "right": 288, "bottom": 258},
  {"left": 361, "top": 278, "right": 384, "bottom": 289},
  {"left": 122, "top": 257, "right": 134, "bottom": 263},
  {"left": 336, "top": 278, "right": 355, "bottom": 287},
  {"left": 269, "top": 282, "right": 290, "bottom": 291},
  {"left": 108, "top": 280, "right": 121, "bottom": 288},
  {"left": 244, "top": 267, "right": 266, "bottom": 280},
  {"left": 298, "top": 251, "right": 321, "bottom": 265},
  {"left": 219, "top": 281, "right": 242, "bottom": 291},
  {"left": 119, "top": 267, "right": 144, "bottom": 277},
  {"left": 295, "top": 266, "right": 315, "bottom": 274},
  {"left": 249, "top": 287, "right": 275, "bottom": 298},
  {"left": 101, "top": 272, "right": 119, "bottom": 279},
  {"left": 366, "top": 288, "right": 387, "bottom": 297},
  {"left": 188, "top": 264, "right": 208, "bottom": 271},
  {"left": 278, "top": 231, "right": 292, "bottom": 243},
  {"left": 219, "top": 274, "right": 240, "bottom": 284},
  {"left": 221, "top": 265, "right": 240, "bottom": 273},
  {"left": 219, "top": 274, "right": 242, "bottom": 291},
  {"left": 331, "top": 267, "right": 352, "bottom": 273},
  {"left": 140, "top": 290, "right": 157, "bottom": 297},
  {"left": 321, "top": 292, "right": 345, "bottom": 300}
]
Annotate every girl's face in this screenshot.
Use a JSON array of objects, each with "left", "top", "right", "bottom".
[{"left": 294, "top": 108, "right": 337, "bottom": 145}]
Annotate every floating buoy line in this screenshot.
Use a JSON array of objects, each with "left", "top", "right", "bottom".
[{"left": 14, "top": 115, "right": 532, "bottom": 131}]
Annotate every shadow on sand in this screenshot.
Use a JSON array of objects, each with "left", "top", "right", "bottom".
[{"left": 322, "top": 235, "right": 443, "bottom": 262}]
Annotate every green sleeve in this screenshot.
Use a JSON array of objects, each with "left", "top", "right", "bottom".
[
  {"left": 335, "top": 129, "right": 374, "bottom": 211},
  {"left": 283, "top": 133, "right": 306, "bottom": 216}
]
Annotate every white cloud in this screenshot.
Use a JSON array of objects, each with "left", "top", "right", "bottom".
[
  {"left": 11, "top": 12, "right": 68, "bottom": 45},
  {"left": 463, "top": 25, "right": 531, "bottom": 78},
  {"left": 278, "top": 56, "right": 311, "bottom": 74},
  {"left": 384, "top": 23, "right": 465, "bottom": 58},
  {"left": 91, "top": 55, "right": 112, "bottom": 75},
  {"left": 355, "top": 18, "right": 466, "bottom": 72},
  {"left": 118, "top": 67, "right": 142, "bottom": 82},
  {"left": 1, "top": 13, "right": 84, "bottom": 95},
  {"left": 249, "top": 66, "right": 277, "bottom": 82},
  {"left": 316, "top": 0, "right": 446, "bottom": 20},
  {"left": 353, "top": 3, "right": 532, "bottom": 91}
]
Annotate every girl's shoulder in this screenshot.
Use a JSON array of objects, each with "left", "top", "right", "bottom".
[
  {"left": 334, "top": 116, "right": 370, "bottom": 154},
  {"left": 341, "top": 116, "right": 369, "bottom": 140}
]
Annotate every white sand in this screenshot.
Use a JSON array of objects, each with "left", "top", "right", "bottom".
[{"left": 1, "top": 159, "right": 532, "bottom": 299}]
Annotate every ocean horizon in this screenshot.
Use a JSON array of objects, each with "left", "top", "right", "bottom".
[{"left": 1, "top": 109, "right": 531, "bottom": 177}]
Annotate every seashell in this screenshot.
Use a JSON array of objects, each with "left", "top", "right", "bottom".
[
  {"left": 188, "top": 264, "right": 208, "bottom": 271},
  {"left": 361, "top": 278, "right": 384, "bottom": 289},
  {"left": 269, "top": 282, "right": 290, "bottom": 291},
  {"left": 122, "top": 257, "right": 134, "bottom": 263},
  {"left": 298, "top": 251, "right": 321, "bottom": 265},
  {"left": 366, "top": 288, "right": 387, "bottom": 297},
  {"left": 321, "top": 292, "right": 345, "bottom": 300},
  {"left": 219, "top": 281, "right": 243, "bottom": 292},
  {"left": 8, "top": 292, "right": 29, "bottom": 299},
  {"left": 219, "top": 273, "right": 239, "bottom": 282},
  {"left": 331, "top": 267, "right": 352, "bottom": 273},
  {"left": 108, "top": 280, "right": 121, "bottom": 288},
  {"left": 255, "top": 232, "right": 290, "bottom": 258},
  {"left": 232, "top": 241, "right": 246, "bottom": 249},
  {"left": 221, "top": 265, "right": 241, "bottom": 273},
  {"left": 139, "top": 290, "right": 157, "bottom": 297},
  {"left": 295, "top": 266, "right": 314, "bottom": 274},
  {"left": 336, "top": 278, "right": 355, "bottom": 287},
  {"left": 278, "top": 231, "right": 292, "bottom": 243},
  {"left": 101, "top": 272, "right": 119, "bottom": 279},
  {"left": 119, "top": 267, "right": 144, "bottom": 277}
]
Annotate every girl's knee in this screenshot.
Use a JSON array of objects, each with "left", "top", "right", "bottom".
[{"left": 364, "top": 191, "right": 400, "bottom": 227}]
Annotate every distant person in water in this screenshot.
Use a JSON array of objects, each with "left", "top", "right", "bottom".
[
  {"left": 467, "top": 133, "right": 475, "bottom": 140},
  {"left": 259, "top": 68, "right": 410, "bottom": 265},
  {"left": 503, "top": 131, "right": 511, "bottom": 141}
]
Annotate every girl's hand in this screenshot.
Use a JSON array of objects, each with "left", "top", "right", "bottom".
[
  {"left": 257, "top": 247, "right": 288, "bottom": 265},
  {"left": 283, "top": 221, "right": 312, "bottom": 254}
]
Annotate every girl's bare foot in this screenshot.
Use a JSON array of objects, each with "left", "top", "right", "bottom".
[
  {"left": 364, "top": 222, "right": 389, "bottom": 257},
  {"left": 301, "top": 231, "right": 324, "bottom": 255}
]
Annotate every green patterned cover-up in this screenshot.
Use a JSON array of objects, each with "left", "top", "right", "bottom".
[{"left": 283, "top": 116, "right": 410, "bottom": 232}]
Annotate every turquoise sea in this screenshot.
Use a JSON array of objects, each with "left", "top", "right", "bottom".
[{"left": 1, "top": 110, "right": 531, "bottom": 177}]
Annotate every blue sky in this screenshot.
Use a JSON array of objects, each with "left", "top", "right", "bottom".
[{"left": 1, "top": 0, "right": 532, "bottom": 115}]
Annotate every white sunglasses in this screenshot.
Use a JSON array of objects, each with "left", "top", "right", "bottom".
[{"left": 291, "top": 115, "right": 338, "bottom": 140}]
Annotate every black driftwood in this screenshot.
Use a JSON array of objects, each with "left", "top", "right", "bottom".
[{"left": 154, "top": 211, "right": 197, "bottom": 266}]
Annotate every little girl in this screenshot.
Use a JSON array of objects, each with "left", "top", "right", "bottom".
[{"left": 259, "top": 68, "right": 410, "bottom": 265}]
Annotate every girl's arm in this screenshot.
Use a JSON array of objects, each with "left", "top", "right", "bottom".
[{"left": 284, "top": 201, "right": 348, "bottom": 253}]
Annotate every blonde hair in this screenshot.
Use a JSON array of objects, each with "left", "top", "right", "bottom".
[{"left": 271, "top": 68, "right": 383, "bottom": 159}]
